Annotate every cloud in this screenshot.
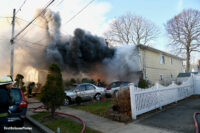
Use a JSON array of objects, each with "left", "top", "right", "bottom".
[
  {"left": 0, "top": 0, "right": 111, "bottom": 36},
  {"left": 58, "top": 0, "right": 111, "bottom": 36},
  {"left": 177, "top": 0, "right": 183, "bottom": 11}
]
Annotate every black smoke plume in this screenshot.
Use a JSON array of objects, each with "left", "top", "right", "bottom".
[{"left": 45, "top": 28, "right": 115, "bottom": 73}]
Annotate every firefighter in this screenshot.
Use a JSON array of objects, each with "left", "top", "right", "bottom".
[{"left": 0, "top": 76, "right": 15, "bottom": 132}]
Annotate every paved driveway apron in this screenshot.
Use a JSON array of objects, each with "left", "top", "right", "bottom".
[{"left": 136, "top": 98, "right": 200, "bottom": 133}]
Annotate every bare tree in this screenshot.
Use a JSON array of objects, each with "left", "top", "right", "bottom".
[
  {"left": 165, "top": 9, "right": 200, "bottom": 72},
  {"left": 104, "top": 13, "right": 160, "bottom": 46}
]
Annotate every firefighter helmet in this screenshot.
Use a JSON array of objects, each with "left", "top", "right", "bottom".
[{"left": 0, "top": 76, "right": 14, "bottom": 85}]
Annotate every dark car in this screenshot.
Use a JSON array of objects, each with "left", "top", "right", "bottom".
[
  {"left": 8, "top": 88, "right": 28, "bottom": 127},
  {"left": 105, "top": 81, "right": 129, "bottom": 97}
]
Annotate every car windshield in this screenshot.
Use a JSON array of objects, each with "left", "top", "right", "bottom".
[
  {"left": 121, "top": 82, "right": 129, "bottom": 86},
  {"left": 108, "top": 82, "right": 121, "bottom": 88},
  {"left": 10, "top": 88, "right": 22, "bottom": 102}
]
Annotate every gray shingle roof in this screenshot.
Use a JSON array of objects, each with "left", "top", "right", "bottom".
[{"left": 177, "top": 72, "right": 198, "bottom": 77}]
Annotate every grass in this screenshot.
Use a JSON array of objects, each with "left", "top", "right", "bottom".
[
  {"left": 31, "top": 112, "right": 101, "bottom": 133},
  {"left": 72, "top": 98, "right": 113, "bottom": 117},
  {"left": 34, "top": 93, "right": 42, "bottom": 101}
]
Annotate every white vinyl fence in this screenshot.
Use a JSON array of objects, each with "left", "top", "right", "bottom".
[
  {"left": 130, "top": 75, "right": 200, "bottom": 119},
  {"left": 194, "top": 75, "right": 200, "bottom": 94}
]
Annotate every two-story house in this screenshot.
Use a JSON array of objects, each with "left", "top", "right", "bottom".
[{"left": 137, "top": 44, "right": 185, "bottom": 84}]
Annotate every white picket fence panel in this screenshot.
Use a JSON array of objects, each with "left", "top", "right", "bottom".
[
  {"left": 194, "top": 75, "right": 200, "bottom": 94},
  {"left": 130, "top": 75, "right": 199, "bottom": 119}
]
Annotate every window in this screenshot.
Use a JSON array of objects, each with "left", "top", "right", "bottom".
[
  {"left": 160, "top": 75, "right": 163, "bottom": 80},
  {"left": 109, "top": 82, "right": 121, "bottom": 88},
  {"left": 86, "top": 85, "right": 95, "bottom": 90},
  {"left": 160, "top": 54, "right": 165, "bottom": 64},
  {"left": 121, "top": 82, "right": 129, "bottom": 86},
  {"left": 170, "top": 57, "right": 173, "bottom": 64},
  {"left": 78, "top": 85, "right": 86, "bottom": 91}
]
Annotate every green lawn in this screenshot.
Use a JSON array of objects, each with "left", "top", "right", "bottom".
[
  {"left": 72, "top": 99, "right": 113, "bottom": 118},
  {"left": 34, "top": 93, "right": 42, "bottom": 101},
  {"left": 31, "top": 112, "right": 101, "bottom": 133}
]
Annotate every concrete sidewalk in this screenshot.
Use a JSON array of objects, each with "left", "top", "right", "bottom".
[
  {"left": 59, "top": 106, "right": 174, "bottom": 133},
  {"left": 27, "top": 98, "right": 175, "bottom": 133}
]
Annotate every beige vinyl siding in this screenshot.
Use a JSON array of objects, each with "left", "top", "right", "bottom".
[{"left": 139, "top": 48, "right": 184, "bottom": 83}]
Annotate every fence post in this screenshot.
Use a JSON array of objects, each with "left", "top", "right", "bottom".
[
  {"left": 171, "top": 81, "right": 178, "bottom": 103},
  {"left": 191, "top": 73, "right": 195, "bottom": 95},
  {"left": 130, "top": 83, "right": 137, "bottom": 119},
  {"left": 156, "top": 82, "right": 162, "bottom": 110}
]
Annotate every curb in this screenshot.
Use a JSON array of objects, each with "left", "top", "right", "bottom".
[{"left": 26, "top": 115, "right": 55, "bottom": 133}]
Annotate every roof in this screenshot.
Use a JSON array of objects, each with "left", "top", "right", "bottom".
[
  {"left": 137, "top": 44, "right": 185, "bottom": 60},
  {"left": 177, "top": 72, "right": 198, "bottom": 77}
]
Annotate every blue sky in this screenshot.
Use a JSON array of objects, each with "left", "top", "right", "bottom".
[{"left": 102, "top": 0, "right": 200, "bottom": 50}]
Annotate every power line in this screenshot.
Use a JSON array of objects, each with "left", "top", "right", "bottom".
[
  {"left": 17, "top": 43, "right": 44, "bottom": 50},
  {"left": 16, "top": 39, "right": 46, "bottom": 47},
  {"left": 0, "top": 38, "right": 10, "bottom": 41},
  {"left": 17, "top": 25, "right": 35, "bottom": 40},
  {"left": 0, "top": 16, "right": 12, "bottom": 18},
  {"left": 16, "top": 17, "right": 68, "bottom": 35},
  {"left": 63, "top": 0, "right": 96, "bottom": 25},
  {"left": 13, "top": 0, "right": 55, "bottom": 40},
  {"left": 16, "top": 17, "right": 47, "bottom": 30},
  {"left": 56, "top": 0, "right": 65, "bottom": 7},
  {"left": 15, "top": 16, "right": 65, "bottom": 44},
  {"left": 15, "top": 0, "right": 28, "bottom": 15}
]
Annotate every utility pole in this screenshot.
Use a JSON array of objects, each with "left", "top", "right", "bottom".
[
  {"left": 10, "top": 9, "right": 16, "bottom": 78},
  {"left": 9, "top": 0, "right": 54, "bottom": 77}
]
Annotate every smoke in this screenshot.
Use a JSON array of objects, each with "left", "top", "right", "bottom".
[
  {"left": 0, "top": 9, "right": 141, "bottom": 84},
  {"left": 45, "top": 28, "right": 115, "bottom": 73},
  {"left": 104, "top": 45, "right": 141, "bottom": 83}
]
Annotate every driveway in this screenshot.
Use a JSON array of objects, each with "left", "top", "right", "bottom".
[{"left": 135, "top": 97, "right": 200, "bottom": 133}]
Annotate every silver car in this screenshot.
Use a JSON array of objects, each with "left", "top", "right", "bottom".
[
  {"left": 64, "top": 83, "right": 105, "bottom": 105},
  {"left": 105, "top": 81, "right": 129, "bottom": 97}
]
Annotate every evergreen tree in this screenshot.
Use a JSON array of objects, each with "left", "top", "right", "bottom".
[{"left": 41, "top": 63, "right": 65, "bottom": 117}]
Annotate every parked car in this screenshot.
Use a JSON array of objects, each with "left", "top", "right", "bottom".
[
  {"left": 8, "top": 87, "right": 28, "bottom": 127},
  {"left": 64, "top": 83, "right": 105, "bottom": 105},
  {"left": 105, "top": 81, "right": 129, "bottom": 97}
]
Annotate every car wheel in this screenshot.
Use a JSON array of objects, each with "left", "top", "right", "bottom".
[
  {"left": 95, "top": 94, "right": 102, "bottom": 101},
  {"left": 75, "top": 97, "right": 82, "bottom": 105},
  {"left": 64, "top": 97, "right": 70, "bottom": 105}
]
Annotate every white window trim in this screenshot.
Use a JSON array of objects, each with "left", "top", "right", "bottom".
[
  {"left": 170, "top": 57, "right": 173, "bottom": 64},
  {"left": 160, "top": 53, "right": 165, "bottom": 64},
  {"left": 160, "top": 74, "right": 163, "bottom": 81}
]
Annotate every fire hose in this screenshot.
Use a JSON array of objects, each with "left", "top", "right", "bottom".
[
  {"left": 193, "top": 112, "right": 200, "bottom": 133},
  {"left": 28, "top": 102, "right": 86, "bottom": 133}
]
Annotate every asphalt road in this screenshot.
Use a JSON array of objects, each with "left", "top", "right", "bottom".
[
  {"left": 136, "top": 97, "right": 200, "bottom": 133},
  {"left": 5, "top": 119, "right": 42, "bottom": 133}
]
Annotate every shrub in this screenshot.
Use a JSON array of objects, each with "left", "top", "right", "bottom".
[
  {"left": 138, "top": 77, "right": 149, "bottom": 88},
  {"left": 96, "top": 79, "right": 107, "bottom": 87},
  {"left": 81, "top": 78, "right": 96, "bottom": 84},
  {"left": 65, "top": 78, "right": 77, "bottom": 87},
  {"left": 113, "top": 88, "right": 131, "bottom": 116}
]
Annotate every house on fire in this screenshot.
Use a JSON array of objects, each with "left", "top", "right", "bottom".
[{"left": 137, "top": 44, "right": 185, "bottom": 84}]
